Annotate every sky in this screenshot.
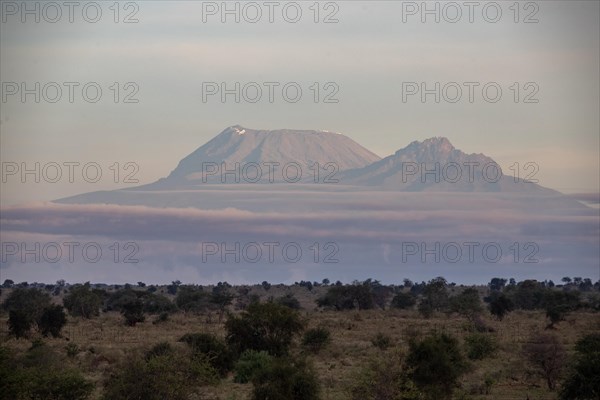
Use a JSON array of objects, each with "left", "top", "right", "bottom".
[
  {"left": 0, "top": 1, "right": 599, "bottom": 285},
  {"left": 1, "top": 0, "right": 599, "bottom": 205}
]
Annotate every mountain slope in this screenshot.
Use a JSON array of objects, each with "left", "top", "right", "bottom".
[
  {"left": 160, "top": 125, "right": 381, "bottom": 185},
  {"left": 340, "top": 137, "right": 558, "bottom": 194}
]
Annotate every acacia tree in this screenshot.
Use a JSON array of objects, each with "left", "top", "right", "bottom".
[
  {"left": 225, "top": 301, "right": 304, "bottom": 356},
  {"left": 63, "top": 282, "right": 102, "bottom": 318}
]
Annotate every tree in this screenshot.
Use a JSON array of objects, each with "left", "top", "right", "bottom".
[
  {"left": 211, "top": 284, "right": 234, "bottom": 322},
  {"left": 449, "top": 288, "right": 483, "bottom": 321},
  {"left": 560, "top": 333, "right": 600, "bottom": 399},
  {"left": 488, "top": 292, "right": 514, "bottom": 320},
  {"left": 121, "top": 299, "right": 145, "bottom": 326},
  {"left": 488, "top": 278, "right": 507, "bottom": 292},
  {"left": 390, "top": 292, "right": 417, "bottom": 310},
  {"left": 418, "top": 277, "right": 449, "bottom": 318},
  {"left": 406, "top": 333, "right": 469, "bottom": 400},
  {"left": 2, "top": 279, "right": 14, "bottom": 288},
  {"left": 225, "top": 301, "right": 304, "bottom": 356},
  {"left": 523, "top": 333, "right": 566, "bottom": 390},
  {"left": 544, "top": 290, "right": 580, "bottom": 329},
  {"left": 63, "top": 283, "right": 102, "bottom": 318},
  {"left": 38, "top": 305, "right": 67, "bottom": 338},
  {"left": 3, "top": 287, "right": 53, "bottom": 338},
  {"left": 316, "top": 281, "right": 375, "bottom": 310}
]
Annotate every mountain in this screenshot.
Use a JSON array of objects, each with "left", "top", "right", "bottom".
[
  {"left": 57, "top": 126, "right": 576, "bottom": 210},
  {"left": 154, "top": 125, "right": 381, "bottom": 186},
  {"left": 340, "top": 137, "right": 558, "bottom": 194}
]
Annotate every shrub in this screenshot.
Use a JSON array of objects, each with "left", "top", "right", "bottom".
[
  {"left": 152, "top": 312, "right": 169, "bottom": 324},
  {"left": 560, "top": 333, "right": 600, "bottom": 399},
  {"left": 225, "top": 301, "right": 305, "bottom": 356},
  {"left": 102, "top": 347, "right": 217, "bottom": 400},
  {"left": 464, "top": 333, "right": 497, "bottom": 360},
  {"left": 145, "top": 342, "right": 173, "bottom": 360},
  {"left": 371, "top": 333, "right": 393, "bottom": 351},
  {"left": 276, "top": 294, "right": 301, "bottom": 310},
  {"left": 175, "top": 286, "right": 215, "bottom": 313},
  {"left": 234, "top": 350, "right": 273, "bottom": 383},
  {"left": 302, "top": 327, "right": 331, "bottom": 353},
  {"left": 63, "top": 283, "right": 102, "bottom": 318},
  {"left": 1, "top": 343, "right": 93, "bottom": 400},
  {"left": 449, "top": 288, "right": 483, "bottom": 321},
  {"left": 65, "top": 343, "right": 80, "bottom": 358},
  {"left": 179, "top": 333, "right": 234, "bottom": 376},
  {"left": 350, "top": 351, "right": 421, "bottom": 400},
  {"left": 390, "top": 292, "right": 416, "bottom": 309},
  {"left": 406, "top": 333, "right": 469, "bottom": 400},
  {"left": 488, "top": 293, "right": 514, "bottom": 320},
  {"left": 121, "top": 299, "right": 145, "bottom": 326},
  {"left": 250, "top": 356, "right": 320, "bottom": 400}
]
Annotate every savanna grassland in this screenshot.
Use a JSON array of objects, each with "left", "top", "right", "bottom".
[{"left": 1, "top": 278, "right": 599, "bottom": 400}]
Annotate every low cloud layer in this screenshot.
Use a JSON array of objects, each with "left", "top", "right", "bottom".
[{"left": 1, "top": 192, "right": 598, "bottom": 285}]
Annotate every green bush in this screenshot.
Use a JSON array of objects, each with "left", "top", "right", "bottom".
[
  {"left": 560, "top": 333, "right": 600, "bottom": 399},
  {"left": 406, "top": 333, "right": 469, "bottom": 400},
  {"left": 250, "top": 356, "right": 320, "bottom": 400},
  {"left": 350, "top": 351, "right": 421, "bottom": 400},
  {"left": 464, "top": 333, "right": 497, "bottom": 360},
  {"left": 179, "top": 333, "right": 234, "bottom": 376},
  {"left": 302, "top": 327, "right": 331, "bottom": 353},
  {"left": 225, "top": 301, "right": 305, "bottom": 356},
  {"left": 234, "top": 350, "right": 273, "bottom": 383},
  {"left": 121, "top": 299, "right": 145, "bottom": 326},
  {"left": 1, "top": 343, "right": 93, "bottom": 400},
  {"left": 63, "top": 283, "right": 102, "bottom": 318},
  {"left": 175, "top": 286, "right": 215, "bottom": 313},
  {"left": 102, "top": 347, "right": 217, "bottom": 400}
]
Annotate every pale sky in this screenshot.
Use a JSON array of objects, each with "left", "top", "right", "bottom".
[{"left": 1, "top": 0, "right": 599, "bottom": 205}]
